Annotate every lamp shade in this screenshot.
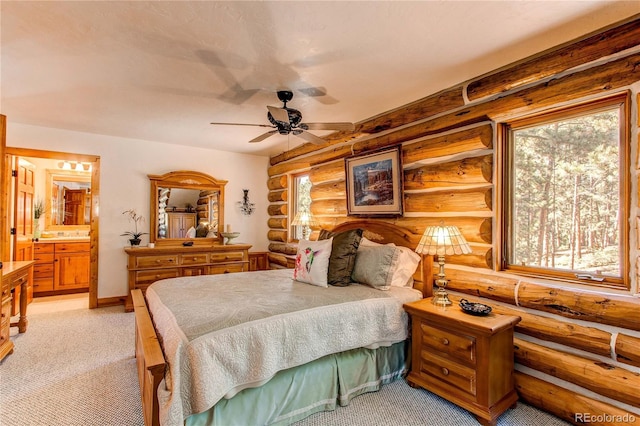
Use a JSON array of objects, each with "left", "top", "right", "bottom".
[
  {"left": 291, "top": 211, "right": 319, "bottom": 227},
  {"left": 415, "top": 224, "right": 472, "bottom": 256}
]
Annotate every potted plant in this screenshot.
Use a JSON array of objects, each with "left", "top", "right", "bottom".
[
  {"left": 121, "top": 209, "right": 148, "bottom": 246},
  {"left": 33, "top": 199, "right": 45, "bottom": 239}
]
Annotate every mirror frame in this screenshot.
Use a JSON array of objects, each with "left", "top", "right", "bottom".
[
  {"left": 149, "top": 170, "right": 227, "bottom": 246},
  {"left": 45, "top": 168, "right": 92, "bottom": 231}
]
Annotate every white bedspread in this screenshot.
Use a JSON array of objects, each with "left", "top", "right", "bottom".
[{"left": 145, "top": 268, "right": 422, "bottom": 426}]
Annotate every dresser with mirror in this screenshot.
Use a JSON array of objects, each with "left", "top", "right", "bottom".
[{"left": 124, "top": 170, "right": 251, "bottom": 311}]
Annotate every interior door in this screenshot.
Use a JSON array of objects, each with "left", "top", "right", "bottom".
[
  {"left": 13, "top": 156, "right": 35, "bottom": 311},
  {"left": 63, "top": 188, "right": 86, "bottom": 225}
]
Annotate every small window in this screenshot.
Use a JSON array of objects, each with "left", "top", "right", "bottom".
[
  {"left": 291, "top": 174, "right": 312, "bottom": 241},
  {"left": 500, "top": 93, "right": 629, "bottom": 288}
]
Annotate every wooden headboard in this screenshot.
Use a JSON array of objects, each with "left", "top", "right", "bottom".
[{"left": 331, "top": 220, "right": 433, "bottom": 298}]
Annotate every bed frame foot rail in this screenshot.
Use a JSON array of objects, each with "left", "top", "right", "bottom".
[{"left": 132, "top": 289, "right": 166, "bottom": 426}]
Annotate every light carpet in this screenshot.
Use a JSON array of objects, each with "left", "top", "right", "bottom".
[{"left": 0, "top": 305, "right": 569, "bottom": 426}]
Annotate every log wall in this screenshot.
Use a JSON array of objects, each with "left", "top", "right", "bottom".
[{"left": 265, "top": 16, "right": 640, "bottom": 423}]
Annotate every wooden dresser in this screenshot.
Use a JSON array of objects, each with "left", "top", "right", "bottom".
[
  {"left": 124, "top": 244, "right": 252, "bottom": 311},
  {"left": 403, "top": 298, "right": 521, "bottom": 426}
]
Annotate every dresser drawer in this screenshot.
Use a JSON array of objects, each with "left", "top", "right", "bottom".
[
  {"left": 9, "top": 271, "right": 30, "bottom": 289},
  {"left": 1, "top": 299, "right": 12, "bottom": 321},
  {"left": 209, "top": 264, "right": 244, "bottom": 275},
  {"left": 55, "top": 242, "right": 90, "bottom": 253},
  {"left": 33, "top": 278, "right": 54, "bottom": 292},
  {"left": 34, "top": 264, "right": 54, "bottom": 278},
  {"left": 135, "top": 268, "right": 180, "bottom": 285},
  {"left": 210, "top": 252, "right": 244, "bottom": 263},
  {"left": 420, "top": 350, "right": 477, "bottom": 397},
  {"left": 136, "top": 255, "right": 179, "bottom": 268},
  {"left": 34, "top": 243, "right": 55, "bottom": 253},
  {"left": 180, "top": 254, "right": 209, "bottom": 265},
  {"left": 34, "top": 253, "right": 55, "bottom": 263},
  {"left": 420, "top": 322, "right": 476, "bottom": 366}
]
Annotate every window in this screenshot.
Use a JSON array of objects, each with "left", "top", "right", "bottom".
[
  {"left": 500, "top": 93, "right": 629, "bottom": 288},
  {"left": 291, "top": 173, "right": 312, "bottom": 241}
]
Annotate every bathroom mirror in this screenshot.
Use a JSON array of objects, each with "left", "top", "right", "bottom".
[
  {"left": 45, "top": 169, "right": 92, "bottom": 229},
  {"left": 149, "top": 171, "right": 227, "bottom": 246}
]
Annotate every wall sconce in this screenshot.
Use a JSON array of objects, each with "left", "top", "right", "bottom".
[
  {"left": 291, "top": 210, "right": 318, "bottom": 241},
  {"left": 238, "top": 189, "right": 255, "bottom": 215},
  {"left": 415, "top": 223, "right": 471, "bottom": 306}
]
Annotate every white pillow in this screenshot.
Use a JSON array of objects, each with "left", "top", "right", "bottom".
[
  {"left": 357, "top": 237, "right": 420, "bottom": 287},
  {"left": 293, "top": 238, "right": 333, "bottom": 287},
  {"left": 392, "top": 246, "right": 421, "bottom": 287}
]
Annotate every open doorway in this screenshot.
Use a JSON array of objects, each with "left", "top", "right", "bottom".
[{"left": 3, "top": 147, "right": 100, "bottom": 309}]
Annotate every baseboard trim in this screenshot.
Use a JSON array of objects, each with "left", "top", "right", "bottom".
[{"left": 97, "top": 296, "right": 126, "bottom": 308}]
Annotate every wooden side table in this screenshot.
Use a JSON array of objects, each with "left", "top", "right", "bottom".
[{"left": 404, "top": 297, "right": 521, "bottom": 426}]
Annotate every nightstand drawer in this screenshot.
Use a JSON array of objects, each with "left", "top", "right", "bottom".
[
  {"left": 420, "top": 350, "right": 477, "bottom": 397},
  {"left": 420, "top": 322, "right": 476, "bottom": 366}
]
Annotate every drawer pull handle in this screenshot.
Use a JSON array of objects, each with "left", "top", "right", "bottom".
[
  {"left": 441, "top": 367, "right": 449, "bottom": 376},
  {"left": 441, "top": 338, "right": 449, "bottom": 345}
]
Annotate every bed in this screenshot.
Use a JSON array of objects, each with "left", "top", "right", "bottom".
[{"left": 133, "top": 221, "right": 433, "bottom": 426}]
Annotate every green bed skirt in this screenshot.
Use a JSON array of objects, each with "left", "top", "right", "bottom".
[{"left": 186, "top": 340, "right": 409, "bottom": 426}]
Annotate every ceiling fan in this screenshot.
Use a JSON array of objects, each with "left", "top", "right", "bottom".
[{"left": 210, "top": 90, "right": 354, "bottom": 144}]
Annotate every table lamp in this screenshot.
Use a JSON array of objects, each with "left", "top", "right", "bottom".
[
  {"left": 415, "top": 223, "right": 471, "bottom": 306},
  {"left": 291, "top": 210, "right": 318, "bottom": 240}
]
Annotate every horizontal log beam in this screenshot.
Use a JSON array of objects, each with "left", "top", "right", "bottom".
[
  {"left": 267, "top": 230, "right": 287, "bottom": 242},
  {"left": 268, "top": 120, "right": 492, "bottom": 178},
  {"left": 514, "top": 371, "right": 639, "bottom": 426},
  {"left": 391, "top": 216, "right": 492, "bottom": 244},
  {"left": 483, "top": 300, "right": 612, "bottom": 357},
  {"left": 268, "top": 242, "right": 298, "bottom": 256},
  {"left": 444, "top": 267, "right": 518, "bottom": 304},
  {"left": 467, "top": 18, "right": 640, "bottom": 101},
  {"left": 310, "top": 180, "right": 346, "bottom": 200},
  {"left": 267, "top": 204, "right": 287, "bottom": 216},
  {"left": 267, "top": 252, "right": 290, "bottom": 268},
  {"left": 518, "top": 282, "right": 640, "bottom": 332},
  {"left": 403, "top": 125, "right": 493, "bottom": 164},
  {"left": 267, "top": 218, "right": 287, "bottom": 229},
  {"left": 267, "top": 175, "right": 288, "bottom": 190},
  {"left": 269, "top": 86, "right": 465, "bottom": 166},
  {"left": 514, "top": 338, "right": 640, "bottom": 407},
  {"left": 616, "top": 333, "right": 640, "bottom": 368},
  {"left": 445, "top": 246, "right": 492, "bottom": 269},
  {"left": 268, "top": 190, "right": 287, "bottom": 203},
  {"left": 404, "top": 155, "right": 492, "bottom": 190},
  {"left": 446, "top": 266, "right": 640, "bottom": 332},
  {"left": 404, "top": 188, "right": 492, "bottom": 213},
  {"left": 310, "top": 199, "right": 347, "bottom": 216},
  {"left": 309, "top": 160, "right": 345, "bottom": 185}
]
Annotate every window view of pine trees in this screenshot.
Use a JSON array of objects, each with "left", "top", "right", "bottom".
[{"left": 510, "top": 108, "right": 621, "bottom": 277}]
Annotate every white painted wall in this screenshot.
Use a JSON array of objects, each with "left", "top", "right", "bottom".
[{"left": 7, "top": 122, "right": 271, "bottom": 299}]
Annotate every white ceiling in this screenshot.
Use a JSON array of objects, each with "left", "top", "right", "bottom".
[{"left": 2, "top": 1, "right": 639, "bottom": 157}]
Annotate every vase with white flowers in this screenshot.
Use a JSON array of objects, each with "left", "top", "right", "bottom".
[
  {"left": 33, "top": 199, "right": 45, "bottom": 239},
  {"left": 121, "top": 209, "right": 148, "bottom": 246}
]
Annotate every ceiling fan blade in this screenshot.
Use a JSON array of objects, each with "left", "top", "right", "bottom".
[
  {"left": 210, "top": 122, "right": 273, "bottom": 128},
  {"left": 267, "top": 105, "right": 290, "bottom": 124},
  {"left": 249, "top": 130, "right": 278, "bottom": 143},
  {"left": 302, "top": 122, "right": 355, "bottom": 131},
  {"left": 295, "top": 130, "right": 326, "bottom": 145}
]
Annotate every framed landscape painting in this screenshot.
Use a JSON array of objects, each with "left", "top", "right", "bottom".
[{"left": 345, "top": 146, "right": 403, "bottom": 216}]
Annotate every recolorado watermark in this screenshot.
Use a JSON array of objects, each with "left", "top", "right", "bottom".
[{"left": 575, "top": 413, "right": 636, "bottom": 423}]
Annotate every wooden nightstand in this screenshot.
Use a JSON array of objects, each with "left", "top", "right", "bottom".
[{"left": 403, "top": 297, "right": 521, "bottom": 426}]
